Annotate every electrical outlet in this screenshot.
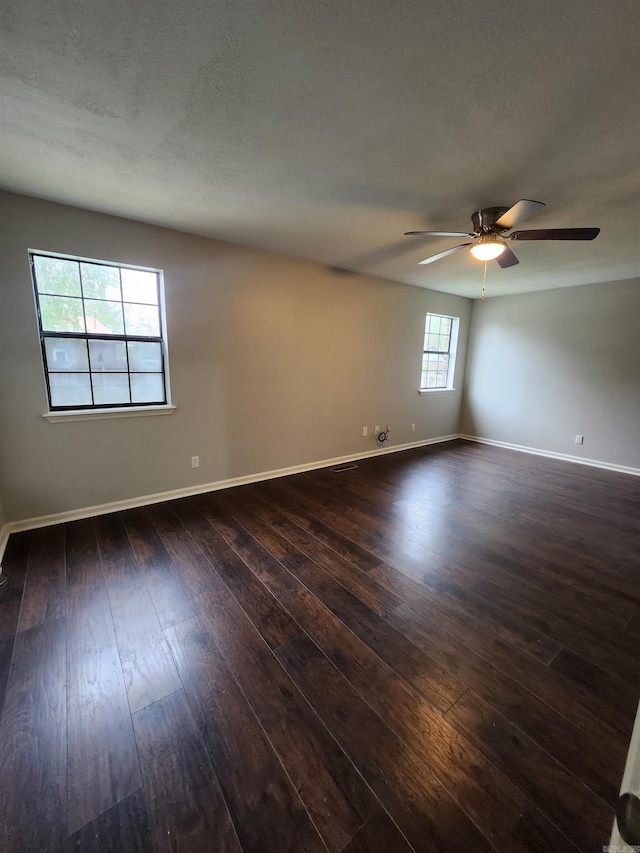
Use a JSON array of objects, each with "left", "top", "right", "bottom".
[
  {"left": 575, "top": 435, "right": 584, "bottom": 445},
  {"left": 375, "top": 425, "right": 380, "bottom": 434},
  {"left": 191, "top": 455, "right": 200, "bottom": 468},
  {"left": 411, "top": 423, "right": 416, "bottom": 432},
  {"left": 362, "top": 426, "right": 368, "bottom": 437}
]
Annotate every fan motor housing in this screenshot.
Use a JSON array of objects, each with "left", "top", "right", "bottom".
[{"left": 472, "top": 206, "right": 510, "bottom": 233}]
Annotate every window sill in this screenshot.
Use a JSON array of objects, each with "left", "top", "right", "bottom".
[
  {"left": 43, "top": 405, "right": 176, "bottom": 423},
  {"left": 419, "top": 388, "right": 456, "bottom": 395}
]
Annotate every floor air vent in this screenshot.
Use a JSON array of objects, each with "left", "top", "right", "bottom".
[{"left": 331, "top": 463, "right": 358, "bottom": 473}]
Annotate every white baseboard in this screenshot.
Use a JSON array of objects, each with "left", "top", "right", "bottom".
[
  {"left": 4, "top": 434, "right": 459, "bottom": 535},
  {"left": 4, "top": 432, "right": 636, "bottom": 540},
  {"left": 459, "top": 434, "right": 640, "bottom": 477},
  {"left": 0, "top": 524, "right": 9, "bottom": 568}
]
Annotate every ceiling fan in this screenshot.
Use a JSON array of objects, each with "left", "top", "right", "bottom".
[{"left": 405, "top": 200, "right": 600, "bottom": 268}]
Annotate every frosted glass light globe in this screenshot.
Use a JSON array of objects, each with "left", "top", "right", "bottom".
[{"left": 470, "top": 239, "right": 506, "bottom": 261}]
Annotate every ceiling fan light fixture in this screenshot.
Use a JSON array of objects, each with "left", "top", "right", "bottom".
[{"left": 470, "top": 236, "right": 506, "bottom": 261}]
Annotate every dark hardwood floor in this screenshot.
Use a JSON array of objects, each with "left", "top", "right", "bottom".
[{"left": 0, "top": 439, "right": 638, "bottom": 852}]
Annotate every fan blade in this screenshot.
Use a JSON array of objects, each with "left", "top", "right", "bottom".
[
  {"left": 418, "top": 244, "right": 472, "bottom": 265},
  {"left": 495, "top": 199, "right": 545, "bottom": 230},
  {"left": 510, "top": 228, "right": 600, "bottom": 241},
  {"left": 496, "top": 246, "right": 519, "bottom": 268},
  {"left": 405, "top": 230, "right": 475, "bottom": 237}
]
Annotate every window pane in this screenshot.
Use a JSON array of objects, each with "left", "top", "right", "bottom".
[
  {"left": 89, "top": 340, "right": 127, "bottom": 372},
  {"left": 81, "top": 263, "right": 121, "bottom": 301},
  {"left": 121, "top": 269, "right": 158, "bottom": 304},
  {"left": 49, "top": 373, "right": 92, "bottom": 407},
  {"left": 124, "top": 303, "right": 160, "bottom": 336},
  {"left": 84, "top": 300, "right": 124, "bottom": 335},
  {"left": 44, "top": 337, "right": 89, "bottom": 372},
  {"left": 39, "top": 295, "right": 86, "bottom": 332},
  {"left": 91, "top": 373, "right": 130, "bottom": 405},
  {"left": 128, "top": 341, "right": 162, "bottom": 372},
  {"left": 422, "top": 354, "right": 438, "bottom": 370},
  {"left": 34, "top": 256, "right": 81, "bottom": 297},
  {"left": 130, "top": 373, "right": 164, "bottom": 403}
]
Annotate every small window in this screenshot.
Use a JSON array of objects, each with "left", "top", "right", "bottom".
[
  {"left": 420, "top": 313, "right": 459, "bottom": 391},
  {"left": 31, "top": 252, "right": 170, "bottom": 411}
]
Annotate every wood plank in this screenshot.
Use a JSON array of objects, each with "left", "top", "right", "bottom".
[
  {"left": 250, "top": 479, "right": 481, "bottom": 591},
  {"left": 392, "top": 593, "right": 635, "bottom": 739},
  {"left": 549, "top": 647, "right": 640, "bottom": 725},
  {"left": 145, "top": 502, "right": 224, "bottom": 596},
  {"left": 540, "top": 558, "right": 640, "bottom": 610},
  {"left": 66, "top": 789, "right": 152, "bottom": 853},
  {"left": 94, "top": 511, "right": 134, "bottom": 554},
  {"left": 216, "top": 490, "right": 402, "bottom": 616},
  {"left": 206, "top": 499, "right": 479, "bottom": 724},
  {"left": 281, "top": 549, "right": 467, "bottom": 712},
  {"left": 121, "top": 507, "right": 198, "bottom": 628},
  {"left": 132, "top": 689, "right": 241, "bottom": 853},
  {"left": 66, "top": 518, "right": 102, "bottom": 588},
  {"left": 627, "top": 614, "right": 640, "bottom": 633},
  {"left": 284, "top": 472, "right": 512, "bottom": 567},
  {"left": 264, "top": 567, "right": 525, "bottom": 842},
  {"left": 368, "top": 560, "right": 562, "bottom": 665},
  {"left": 470, "top": 575, "right": 640, "bottom": 686},
  {"left": 199, "top": 583, "right": 378, "bottom": 852},
  {"left": 178, "top": 503, "right": 526, "bottom": 843},
  {"left": 18, "top": 525, "right": 66, "bottom": 633},
  {"left": 0, "top": 531, "right": 33, "bottom": 715},
  {"left": 444, "top": 688, "right": 614, "bottom": 852},
  {"left": 192, "top": 492, "right": 304, "bottom": 581},
  {"left": 387, "top": 602, "right": 625, "bottom": 805},
  {"left": 165, "top": 615, "right": 326, "bottom": 853},
  {"left": 167, "top": 498, "right": 302, "bottom": 650},
  {"left": 276, "top": 634, "right": 495, "bottom": 852},
  {"left": 66, "top": 579, "right": 141, "bottom": 833},
  {"left": 467, "top": 556, "right": 632, "bottom": 635},
  {"left": 341, "top": 808, "right": 415, "bottom": 853},
  {"left": 106, "top": 553, "right": 182, "bottom": 713},
  {"left": 250, "top": 483, "right": 383, "bottom": 572},
  {"left": 505, "top": 805, "right": 582, "bottom": 853},
  {"left": 97, "top": 515, "right": 182, "bottom": 714},
  {"left": 0, "top": 619, "right": 67, "bottom": 853}
]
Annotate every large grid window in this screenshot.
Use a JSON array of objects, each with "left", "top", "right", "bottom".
[
  {"left": 420, "top": 312, "right": 459, "bottom": 390},
  {"left": 31, "top": 252, "right": 169, "bottom": 411}
]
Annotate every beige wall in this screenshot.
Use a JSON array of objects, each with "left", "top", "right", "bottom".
[
  {"left": 0, "top": 192, "right": 470, "bottom": 522},
  {"left": 460, "top": 279, "right": 640, "bottom": 469}
]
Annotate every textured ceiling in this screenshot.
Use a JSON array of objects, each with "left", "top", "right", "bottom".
[{"left": 1, "top": 0, "right": 639, "bottom": 297}]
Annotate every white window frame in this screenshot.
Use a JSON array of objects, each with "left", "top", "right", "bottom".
[
  {"left": 30, "top": 249, "right": 174, "bottom": 420},
  {"left": 419, "top": 312, "right": 460, "bottom": 393}
]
